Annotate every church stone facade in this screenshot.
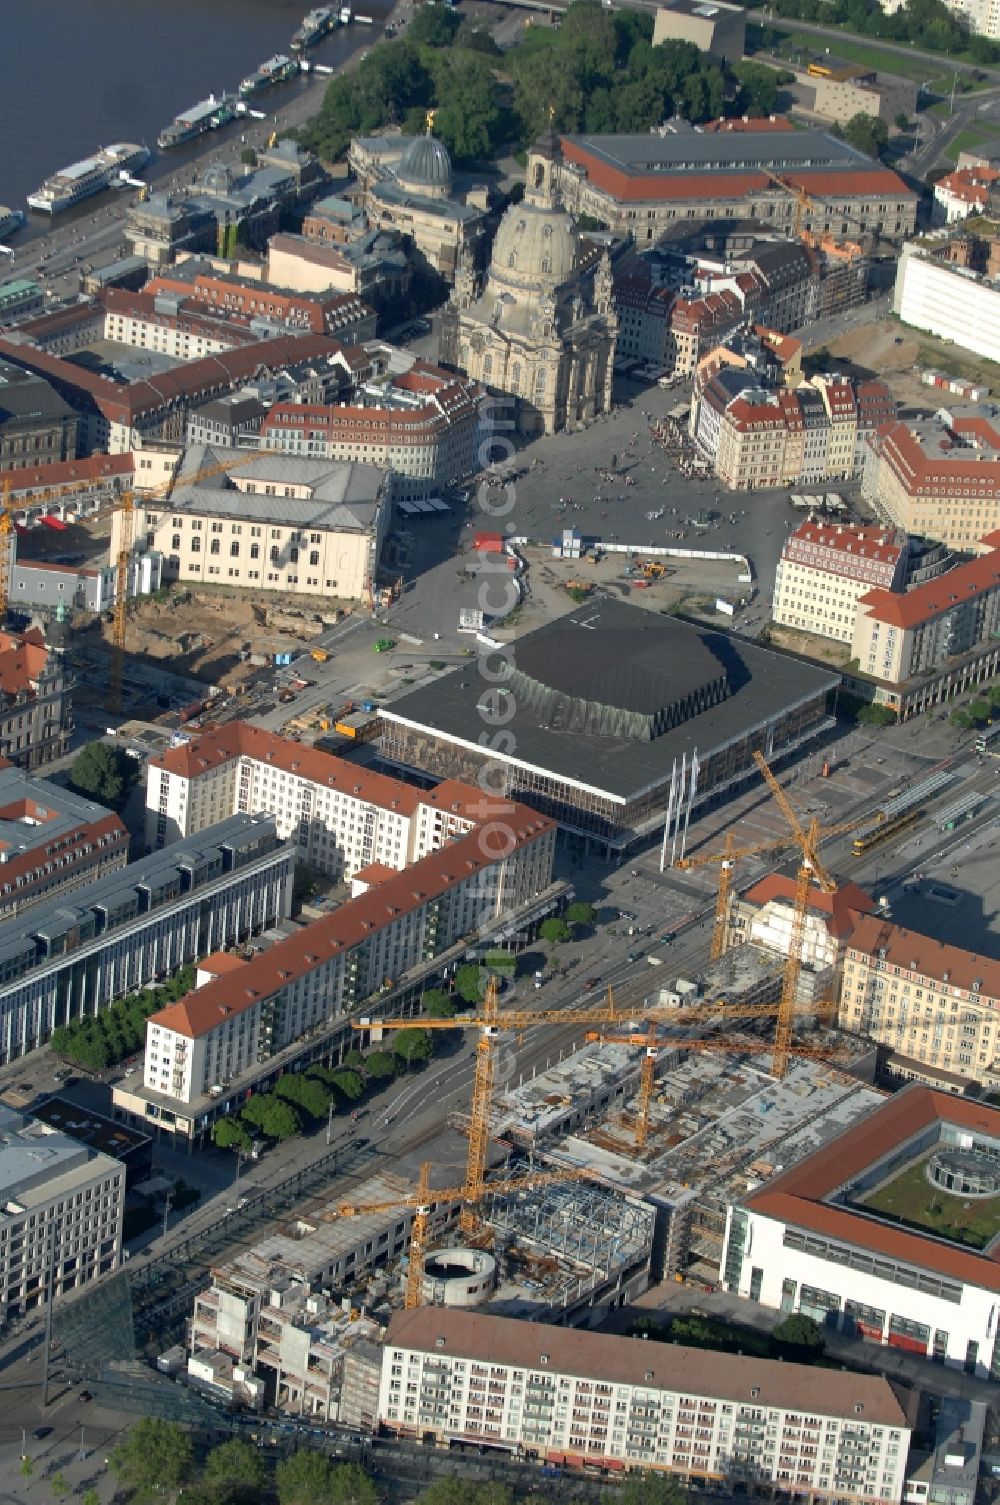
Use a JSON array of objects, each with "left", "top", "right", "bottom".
[{"left": 439, "top": 132, "right": 617, "bottom": 436}]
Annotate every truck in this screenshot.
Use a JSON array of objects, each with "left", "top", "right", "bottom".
[{"left": 310, "top": 647, "right": 330, "bottom": 663}]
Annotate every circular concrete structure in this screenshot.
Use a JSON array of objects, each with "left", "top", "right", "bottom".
[
  {"left": 927, "top": 1149, "right": 1000, "bottom": 1199},
  {"left": 421, "top": 1247, "right": 497, "bottom": 1307}
]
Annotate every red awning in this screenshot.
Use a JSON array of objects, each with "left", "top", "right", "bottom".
[{"left": 40, "top": 514, "right": 67, "bottom": 531}]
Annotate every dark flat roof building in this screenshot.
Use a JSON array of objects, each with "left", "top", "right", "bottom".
[{"left": 379, "top": 600, "right": 837, "bottom": 851}]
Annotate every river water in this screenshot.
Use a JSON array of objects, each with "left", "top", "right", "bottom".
[{"left": 0, "top": 0, "right": 390, "bottom": 218}]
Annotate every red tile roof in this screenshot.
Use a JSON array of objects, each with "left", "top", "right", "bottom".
[
  {"left": 150, "top": 802, "right": 553, "bottom": 1040},
  {"left": 0, "top": 454, "right": 133, "bottom": 496},
  {"left": 197, "top": 951, "right": 248, "bottom": 978},
  {"left": 384, "top": 1308, "right": 908, "bottom": 1423},
  {"left": 856, "top": 541, "right": 1000, "bottom": 628},
  {"left": 846, "top": 914, "right": 1000, "bottom": 999},
  {"left": 0, "top": 629, "right": 50, "bottom": 700},
  {"left": 745, "top": 1085, "right": 1000, "bottom": 1290},
  {"left": 743, "top": 875, "right": 876, "bottom": 939}
]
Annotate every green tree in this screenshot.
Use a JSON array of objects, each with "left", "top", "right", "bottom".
[
  {"left": 894, "top": 111, "right": 910, "bottom": 131},
  {"left": 950, "top": 709, "right": 972, "bottom": 730},
  {"left": 203, "top": 1438, "right": 269, "bottom": 1499},
  {"left": 392, "top": 1027, "right": 432, "bottom": 1067},
  {"left": 773, "top": 1312, "right": 826, "bottom": 1353},
  {"left": 20, "top": 1458, "right": 32, "bottom": 1480},
  {"left": 732, "top": 59, "right": 780, "bottom": 116},
  {"left": 856, "top": 704, "right": 895, "bottom": 726},
  {"left": 82, "top": 1492, "right": 101, "bottom": 1505},
  {"left": 423, "top": 987, "right": 456, "bottom": 1018},
  {"left": 408, "top": 4, "right": 461, "bottom": 46},
  {"left": 989, "top": 684, "right": 1000, "bottom": 706},
  {"left": 274, "top": 1072, "right": 331, "bottom": 1120},
  {"left": 454, "top": 962, "right": 486, "bottom": 1004},
  {"left": 615, "top": 1472, "right": 687, "bottom": 1505},
  {"left": 329, "top": 1067, "right": 364, "bottom": 1102},
  {"left": 69, "top": 741, "right": 139, "bottom": 811},
  {"left": 839, "top": 112, "right": 889, "bottom": 160},
  {"left": 564, "top": 901, "right": 596, "bottom": 926},
  {"left": 328, "top": 1462, "right": 379, "bottom": 1505},
  {"left": 539, "top": 917, "right": 572, "bottom": 943},
  {"left": 340, "top": 1049, "right": 366, "bottom": 1073},
  {"left": 213, "top": 1117, "right": 252, "bottom": 1152},
  {"left": 362, "top": 1049, "right": 398, "bottom": 1080},
  {"left": 110, "top": 1418, "right": 194, "bottom": 1494},
  {"left": 276, "top": 1449, "right": 334, "bottom": 1505},
  {"left": 50, "top": 1475, "right": 69, "bottom": 1501},
  {"left": 419, "top": 1485, "right": 513, "bottom": 1505},
  {"left": 241, "top": 1093, "right": 301, "bottom": 1141},
  {"left": 484, "top": 949, "right": 515, "bottom": 974},
  {"left": 240, "top": 147, "right": 259, "bottom": 167},
  {"left": 968, "top": 698, "right": 991, "bottom": 724}
]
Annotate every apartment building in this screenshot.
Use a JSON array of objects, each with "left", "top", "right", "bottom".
[
  {"left": 699, "top": 373, "right": 894, "bottom": 490},
  {"left": 863, "top": 412, "right": 1000, "bottom": 554},
  {"left": 116, "top": 447, "right": 390, "bottom": 603},
  {"left": 840, "top": 917, "right": 1000, "bottom": 1090},
  {"left": 726, "top": 875, "right": 877, "bottom": 977},
  {"left": 146, "top": 261, "right": 377, "bottom": 342},
  {"left": 0, "top": 813, "right": 291, "bottom": 1067},
  {"left": 260, "top": 362, "right": 482, "bottom": 504},
  {"left": 0, "top": 764, "right": 128, "bottom": 919},
  {"left": 774, "top": 521, "right": 907, "bottom": 644},
  {"left": 0, "top": 628, "right": 74, "bottom": 771},
  {"left": 0, "top": 1104, "right": 124, "bottom": 1330},
  {"left": 144, "top": 721, "right": 483, "bottom": 876},
  {"left": 143, "top": 801, "right": 555, "bottom": 1111},
  {"left": 850, "top": 533, "right": 1000, "bottom": 686},
  {"left": 933, "top": 166, "right": 1000, "bottom": 225},
  {"left": 378, "top": 1308, "right": 911, "bottom": 1499}
]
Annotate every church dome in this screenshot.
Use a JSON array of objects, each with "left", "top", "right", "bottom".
[
  {"left": 489, "top": 200, "right": 579, "bottom": 295},
  {"left": 398, "top": 131, "right": 453, "bottom": 194}
]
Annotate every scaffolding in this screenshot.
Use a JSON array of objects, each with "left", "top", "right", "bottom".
[{"left": 484, "top": 1181, "right": 653, "bottom": 1277}]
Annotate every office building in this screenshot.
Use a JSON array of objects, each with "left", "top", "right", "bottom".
[
  {"left": 774, "top": 521, "right": 907, "bottom": 644},
  {"left": 0, "top": 763, "right": 128, "bottom": 919},
  {"left": 652, "top": 0, "right": 746, "bottom": 60},
  {"left": 0, "top": 813, "right": 291, "bottom": 1066},
  {"left": 863, "top": 411, "right": 1000, "bottom": 554},
  {"left": 377, "top": 1308, "right": 911, "bottom": 1498},
  {"left": 723, "top": 1085, "right": 1000, "bottom": 1377},
  {"left": 840, "top": 917, "right": 1000, "bottom": 1091},
  {"left": 0, "top": 1104, "right": 124, "bottom": 1330}
]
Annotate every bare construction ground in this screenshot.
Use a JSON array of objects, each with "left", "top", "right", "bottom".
[{"left": 817, "top": 318, "right": 999, "bottom": 408}]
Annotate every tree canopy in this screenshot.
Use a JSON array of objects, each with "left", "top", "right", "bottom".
[
  {"left": 276, "top": 1450, "right": 336, "bottom": 1505},
  {"left": 392, "top": 1026, "right": 432, "bottom": 1066},
  {"left": 202, "top": 1440, "right": 268, "bottom": 1500},
  {"left": 212, "top": 1117, "right": 252, "bottom": 1152},
  {"left": 423, "top": 987, "right": 457, "bottom": 1018},
  {"left": 454, "top": 963, "right": 485, "bottom": 1004},
  {"left": 539, "top": 917, "right": 572, "bottom": 943},
  {"left": 241, "top": 1093, "right": 301, "bottom": 1140},
  {"left": 69, "top": 741, "right": 140, "bottom": 811},
  {"left": 769, "top": 0, "right": 1000, "bottom": 60},
  {"left": 110, "top": 1418, "right": 194, "bottom": 1494}
]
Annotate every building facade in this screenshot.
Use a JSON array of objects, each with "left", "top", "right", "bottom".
[
  {"left": 549, "top": 124, "right": 916, "bottom": 247},
  {"left": 0, "top": 628, "right": 73, "bottom": 770},
  {"left": 724, "top": 1086, "right": 1000, "bottom": 1378},
  {"left": 850, "top": 533, "right": 1000, "bottom": 687},
  {"left": 0, "top": 360, "right": 78, "bottom": 470},
  {"left": 0, "top": 814, "right": 291, "bottom": 1066},
  {"left": 774, "top": 521, "right": 907, "bottom": 644},
  {"left": 142, "top": 800, "right": 555, "bottom": 1110},
  {"left": 0, "top": 764, "right": 128, "bottom": 919},
  {"left": 440, "top": 131, "right": 617, "bottom": 437},
  {"left": 839, "top": 916, "right": 1000, "bottom": 1090},
  {"left": 378, "top": 1308, "right": 911, "bottom": 1499},
  {"left": 116, "top": 448, "right": 390, "bottom": 603},
  {"left": 260, "top": 362, "right": 482, "bottom": 503},
  {"left": 863, "top": 413, "right": 1000, "bottom": 554},
  {"left": 0, "top": 1105, "right": 124, "bottom": 1330}
]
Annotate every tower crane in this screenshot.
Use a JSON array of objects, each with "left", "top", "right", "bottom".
[
  {"left": 0, "top": 478, "right": 13, "bottom": 628},
  {"left": 582, "top": 1024, "right": 834, "bottom": 1149},
  {"left": 357, "top": 981, "right": 791, "bottom": 1235},
  {"left": 751, "top": 748, "right": 843, "bottom": 1079},
  {"left": 761, "top": 167, "right": 814, "bottom": 237},
  {"left": 329, "top": 1158, "right": 589, "bottom": 1309},
  {"left": 674, "top": 810, "right": 877, "bottom": 962}
]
